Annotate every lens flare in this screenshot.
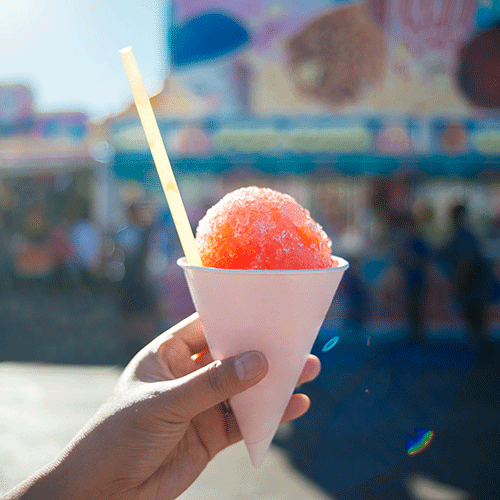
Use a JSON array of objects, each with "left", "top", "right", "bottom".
[
  {"left": 321, "top": 336, "right": 340, "bottom": 352},
  {"left": 407, "top": 429, "right": 434, "bottom": 456}
]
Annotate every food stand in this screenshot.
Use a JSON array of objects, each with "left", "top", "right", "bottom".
[
  {"left": 0, "top": 83, "right": 114, "bottom": 282},
  {"left": 106, "top": 0, "right": 500, "bottom": 329}
]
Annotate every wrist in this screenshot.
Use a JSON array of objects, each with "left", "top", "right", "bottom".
[
  {"left": 3, "top": 461, "right": 70, "bottom": 500},
  {"left": 2, "top": 454, "right": 112, "bottom": 500}
]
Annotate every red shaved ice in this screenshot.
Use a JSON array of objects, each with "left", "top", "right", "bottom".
[{"left": 195, "top": 186, "right": 337, "bottom": 270}]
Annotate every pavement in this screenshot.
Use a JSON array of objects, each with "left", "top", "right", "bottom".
[
  {"left": 276, "top": 338, "right": 500, "bottom": 500},
  {"left": 0, "top": 362, "right": 332, "bottom": 499},
  {"left": 2, "top": 342, "right": 499, "bottom": 499},
  {"left": 1, "top": 288, "right": 500, "bottom": 499}
]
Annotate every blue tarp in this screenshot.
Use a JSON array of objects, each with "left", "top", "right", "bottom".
[{"left": 112, "top": 151, "right": 500, "bottom": 182}]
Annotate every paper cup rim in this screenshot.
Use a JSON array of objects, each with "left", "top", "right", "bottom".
[{"left": 177, "top": 256, "right": 349, "bottom": 274}]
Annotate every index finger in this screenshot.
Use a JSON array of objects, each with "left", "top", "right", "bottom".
[{"left": 156, "top": 312, "right": 207, "bottom": 356}]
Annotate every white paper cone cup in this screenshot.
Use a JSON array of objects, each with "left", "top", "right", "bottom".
[{"left": 178, "top": 257, "right": 348, "bottom": 467}]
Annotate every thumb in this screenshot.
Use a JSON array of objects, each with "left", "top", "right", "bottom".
[{"left": 171, "top": 351, "right": 268, "bottom": 419}]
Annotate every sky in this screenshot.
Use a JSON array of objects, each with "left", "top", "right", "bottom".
[{"left": 1, "top": 0, "right": 168, "bottom": 120}]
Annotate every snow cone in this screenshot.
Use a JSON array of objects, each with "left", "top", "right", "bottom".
[{"left": 179, "top": 187, "right": 348, "bottom": 467}]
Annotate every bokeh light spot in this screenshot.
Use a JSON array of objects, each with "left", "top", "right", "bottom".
[
  {"left": 321, "top": 335, "right": 340, "bottom": 352},
  {"left": 407, "top": 429, "right": 435, "bottom": 456}
]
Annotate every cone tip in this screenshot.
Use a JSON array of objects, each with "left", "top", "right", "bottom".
[{"left": 246, "top": 437, "right": 273, "bottom": 468}]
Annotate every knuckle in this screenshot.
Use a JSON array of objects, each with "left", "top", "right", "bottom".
[{"left": 207, "top": 360, "right": 230, "bottom": 394}]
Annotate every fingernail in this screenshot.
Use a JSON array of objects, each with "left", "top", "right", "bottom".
[{"left": 234, "top": 351, "right": 266, "bottom": 382}]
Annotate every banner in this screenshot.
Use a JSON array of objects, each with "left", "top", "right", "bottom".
[{"left": 163, "top": 0, "right": 500, "bottom": 158}]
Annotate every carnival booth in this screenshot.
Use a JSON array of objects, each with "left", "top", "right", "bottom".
[
  {"left": 0, "top": 83, "right": 114, "bottom": 284},
  {"left": 106, "top": 0, "right": 500, "bottom": 330}
]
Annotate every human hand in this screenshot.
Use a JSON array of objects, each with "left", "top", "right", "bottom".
[{"left": 5, "top": 313, "right": 320, "bottom": 500}]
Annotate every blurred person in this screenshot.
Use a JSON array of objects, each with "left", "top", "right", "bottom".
[
  {"left": 412, "top": 199, "right": 443, "bottom": 248},
  {"left": 335, "top": 254, "right": 371, "bottom": 327},
  {"left": 339, "top": 223, "right": 367, "bottom": 258},
  {"left": 394, "top": 212, "right": 430, "bottom": 343},
  {"left": 48, "top": 216, "right": 75, "bottom": 289},
  {"left": 491, "top": 209, "right": 500, "bottom": 239},
  {"left": 3, "top": 313, "right": 321, "bottom": 500},
  {"left": 66, "top": 197, "right": 102, "bottom": 288},
  {"left": 315, "top": 193, "right": 344, "bottom": 250},
  {"left": 160, "top": 257, "right": 196, "bottom": 329},
  {"left": 13, "top": 202, "right": 55, "bottom": 284},
  {"left": 438, "top": 203, "right": 495, "bottom": 345},
  {"left": 145, "top": 208, "right": 176, "bottom": 295},
  {"left": 0, "top": 209, "right": 14, "bottom": 291},
  {"left": 116, "top": 201, "right": 158, "bottom": 363},
  {"left": 151, "top": 207, "right": 197, "bottom": 330}
]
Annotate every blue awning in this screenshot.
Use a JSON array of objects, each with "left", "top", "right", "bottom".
[{"left": 111, "top": 151, "right": 500, "bottom": 182}]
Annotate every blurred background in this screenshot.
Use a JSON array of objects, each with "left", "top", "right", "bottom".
[{"left": 1, "top": 0, "right": 500, "bottom": 499}]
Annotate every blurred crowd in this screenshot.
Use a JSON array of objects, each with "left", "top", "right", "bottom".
[
  {"left": 0, "top": 195, "right": 194, "bottom": 363},
  {"left": 0, "top": 177, "right": 499, "bottom": 366},
  {"left": 316, "top": 183, "right": 500, "bottom": 347},
  {"left": 0, "top": 197, "right": 109, "bottom": 292}
]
